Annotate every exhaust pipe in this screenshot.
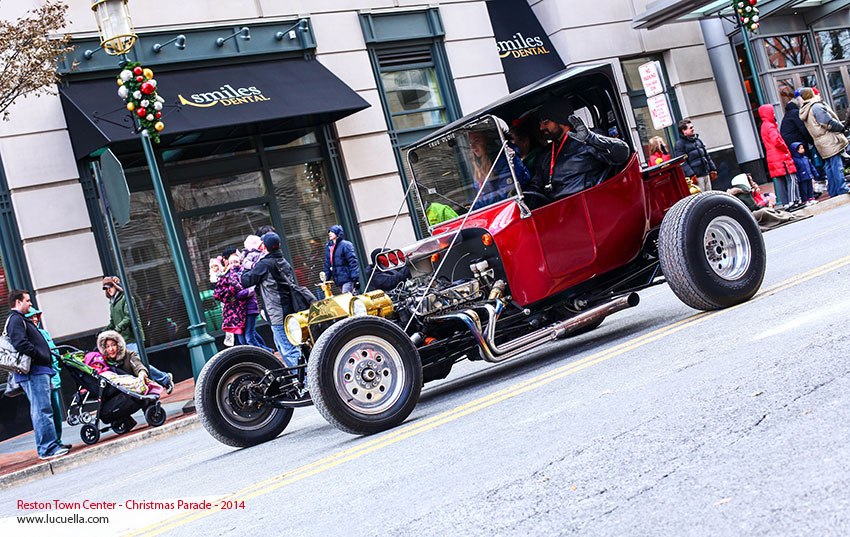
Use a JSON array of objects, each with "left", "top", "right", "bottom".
[{"left": 429, "top": 293, "right": 640, "bottom": 363}]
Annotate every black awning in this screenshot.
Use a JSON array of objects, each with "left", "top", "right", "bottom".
[{"left": 60, "top": 58, "right": 369, "bottom": 159}]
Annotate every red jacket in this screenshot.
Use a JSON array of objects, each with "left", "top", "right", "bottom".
[{"left": 759, "top": 104, "right": 796, "bottom": 178}]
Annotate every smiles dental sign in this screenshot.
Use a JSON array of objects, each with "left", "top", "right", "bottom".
[
  {"left": 178, "top": 85, "right": 271, "bottom": 108},
  {"left": 497, "top": 33, "right": 552, "bottom": 58}
]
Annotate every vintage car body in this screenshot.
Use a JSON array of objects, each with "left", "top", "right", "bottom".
[{"left": 195, "top": 64, "right": 765, "bottom": 447}]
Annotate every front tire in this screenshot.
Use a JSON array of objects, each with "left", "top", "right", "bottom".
[
  {"left": 308, "top": 316, "right": 422, "bottom": 435},
  {"left": 659, "top": 192, "right": 766, "bottom": 310},
  {"left": 195, "top": 346, "right": 294, "bottom": 447}
]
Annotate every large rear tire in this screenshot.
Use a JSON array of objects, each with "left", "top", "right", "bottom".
[
  {"left": 307, "top": 316, "right": 422, "bottom": 435},
  {"left": 195, "top": 346, "right": 294, "bottom": 447},
  {"left": 659, "top": 192, "right": 766, "bottom": 311}
]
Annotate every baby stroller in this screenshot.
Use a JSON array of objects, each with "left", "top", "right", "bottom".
[{"left": 56, "top": 345, "right": 167, "bottom": 445}]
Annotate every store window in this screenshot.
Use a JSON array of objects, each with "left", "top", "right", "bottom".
[
  {"left": 764, "top": 34, "right": 814, "bottom": 69},
  {"left": 378, "top": 46, "right": 448, "bottom": 135},
  {"left": 109, "top": 127, "right": 348, "bottom": 349},
  {"left": 816, "top": 29, "right": 850, "bottom": 63},
  {"left": 620, "top": 56, "right": 681, "bottom": 162}
]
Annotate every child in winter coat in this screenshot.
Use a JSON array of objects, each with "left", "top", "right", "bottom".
[
  {"left": 648, "top": 136, "right": 671, "bottom": 165},
  {"left": 213, "top": 253, "right": 251, "bottom": 345},
  {"left": 790, "top": 142, "right": 817, "bottom": 204}
]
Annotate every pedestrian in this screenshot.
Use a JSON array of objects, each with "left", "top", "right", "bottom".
[
  {"left": 25, "top": 308, "right": 70, "bottom": 450},
  {"left": 324, "top": 225, "right": 360, "bottom": 294},
  {"left": 758, "top": 104, "right": 802, "bottom": 209},
  {"left": 101, "top": 276, "right": 174, "bottom": 393},
  {"left": 240, "top": 235, "right": 273, "bottom": 352},
  {"left": 213, "top": 252, "right": 250, "bottom": 346},
  {"left": 674, "top": 119, "right": 717, "bottom": 192},
  {"left": 240, "top": 232, "right": 302, "bottom": 368},
  {"left": 798, "top": 87, "right": 849, "bottom": 198},
  {"left": 5, "top": 290, "right": 69, "bottom": 460},
  {"left": 789, "top": 142, "right": 817, "bottom": 205},
  {"left": 647, "top": 136, "right": 671, "bottom": 165},
  {"left": 96, "top": 331, "right": 153, "bottom": 383},
  {"left": 779, "top": 87, "right": 814, "bottom": 154},
  {"left": 726, "top": 174, "right": 800, "bottom": 232}
]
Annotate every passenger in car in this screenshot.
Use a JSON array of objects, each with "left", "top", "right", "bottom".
[
  {"left": 468, "top": 129, "right": 530, "bottom": 210},
  {"left": 527, "top": 100, "right": 630, "bottom": 204},
  {"left": 510, "top": 115, "right": 546, "bottom": 170}
]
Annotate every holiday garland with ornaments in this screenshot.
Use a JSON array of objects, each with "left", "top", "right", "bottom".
[
  {"left": 734, "top": 0, "right": 760, "bottom": 34},
  {"left": 116, "top": 62, "right": 165, "bottom": 143}
]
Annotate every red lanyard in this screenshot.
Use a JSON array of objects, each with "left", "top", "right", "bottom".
[{"left": 549, "top": 133, "right": 569, "bottom": 180}]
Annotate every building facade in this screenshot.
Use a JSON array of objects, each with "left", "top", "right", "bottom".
[{"left": 0, "top": 0, "right": 735, "bottom": 438}]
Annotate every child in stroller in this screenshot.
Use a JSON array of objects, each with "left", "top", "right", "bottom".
[{"left": 58, "top": 331, "right": 167, "bottom": 445}]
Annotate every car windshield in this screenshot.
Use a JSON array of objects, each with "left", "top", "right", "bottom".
[{"left": 407, "top": 116, "right": 522, "bottom": 225}]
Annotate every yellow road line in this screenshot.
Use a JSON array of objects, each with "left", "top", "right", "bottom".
[{"left": 127, "top": 253, "right": 850, "bottom": 536}]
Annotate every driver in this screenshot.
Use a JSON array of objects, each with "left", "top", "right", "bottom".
[{"left": 527, "top": 100, "right": 630, "bottom": 203}]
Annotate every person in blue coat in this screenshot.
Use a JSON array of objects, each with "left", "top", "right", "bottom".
[
  {"left": 324, "top": 225, "right": 360, "bottom": 294},
  {"left": 790, "top": 142, "right": 817, "bottom": 204}
]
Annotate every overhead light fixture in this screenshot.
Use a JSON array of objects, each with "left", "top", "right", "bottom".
[
  {"left": 90, "top": 0, "right": 137, "bottom": 55},
  {"left": 216, "top": 26, "right": 250, "bottom": 47},
  {"left": 152, "top": 34, "right": 186, "bottom": 53},
  {"left": 275, "top": 18, "right": 309, "bottom": 41}
]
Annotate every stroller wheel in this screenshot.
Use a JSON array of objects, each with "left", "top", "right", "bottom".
[
  {"left": 81, "top": 424, "right": 100, "bottom": 445},
  {"left": 112, "top": 417, "right": 137, "bottom": 435},
  {"left": 145, "top": 403, "right": 167, "bottom": 427},
  {"left": 80, "top": 412, "right": 93, "bottom": 424},
  {"left": 67, "top": 414, "right": 79, "bottom": 426}
]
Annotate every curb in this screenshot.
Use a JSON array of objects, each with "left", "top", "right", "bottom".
[
  {"left": 0, "top": 414, "right": 200, "bottom": 490},
  {"left": 796, "top": 193, "right": 850, "bottom": 217}
]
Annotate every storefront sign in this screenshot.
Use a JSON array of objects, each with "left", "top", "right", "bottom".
[
  {"left": 638, "top": 61, "right": 665, "bottom": 97},
  {"left": 485, "top": 0, "right": 565, "bottom": 92},
  {"left": 647, "top": 93, "right": 674, "bottom": 130},
  {"left": 59, "top": 58, "right": 369, "bottom": 160}
]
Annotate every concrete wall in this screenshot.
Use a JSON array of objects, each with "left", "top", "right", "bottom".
[
  {"left": 0, "top": 1, "right": 506, "bottom": 339},
  {"left": 528, "top": 0, "right": 733, "bottom": 157}
]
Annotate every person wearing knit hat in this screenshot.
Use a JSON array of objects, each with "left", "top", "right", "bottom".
[
  {"left": 798, "top": 87, "right": 849, "bottom": 198},
  {"left": 241, "top": 232, "right": 311, "bottom": 368},
  {"left": 101, "top": 276, "right": 174, "bottom": 393},
  {"left": 526, "top": 98, "right": 630, "bottom": 204}
]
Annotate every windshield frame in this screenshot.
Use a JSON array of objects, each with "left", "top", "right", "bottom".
[{"left": 406, "top": 114, "right": 525, "bottom": 233}]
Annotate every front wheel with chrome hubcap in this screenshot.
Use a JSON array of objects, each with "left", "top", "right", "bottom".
[
  {"left": 659, "top": 191, "right": 766, "bottom": 311},
  {"left": 309, "top": 316, "right": 422, "bottom": 435}
]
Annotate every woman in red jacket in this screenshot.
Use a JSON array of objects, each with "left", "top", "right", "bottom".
[{"left": 759, "top": 104, "right": 801, "bottom": 209}]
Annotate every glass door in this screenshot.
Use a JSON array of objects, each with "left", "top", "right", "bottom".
[{"left": 826, "top": 66, "right": 850, "bottom": 122}]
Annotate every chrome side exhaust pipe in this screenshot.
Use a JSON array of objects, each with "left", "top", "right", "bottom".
[{"left": 428, "top": 293, "right": 640, "bottom": 363}]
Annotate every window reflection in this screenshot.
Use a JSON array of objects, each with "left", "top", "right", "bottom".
[
  {"left": 816, "top": 29, "right": 850, "bottom": 63},
  {"left": 765, "top": 35, "right": 814, "bottom": 69}
]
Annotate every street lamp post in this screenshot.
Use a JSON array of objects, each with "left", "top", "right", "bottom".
[{"left": 91, "top": 0, "right": 218, "bottom": 378}]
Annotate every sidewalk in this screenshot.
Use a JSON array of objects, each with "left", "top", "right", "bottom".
[{"left": 0, "top": 378, "right": 200, "bottom": 489}]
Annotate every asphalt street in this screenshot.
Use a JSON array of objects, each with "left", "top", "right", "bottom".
[{"left": 3, "top": 203, "right": 850, "bottom": 537}]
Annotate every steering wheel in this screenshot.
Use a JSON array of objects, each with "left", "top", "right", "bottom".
[{"left": 521, "top": 190, "right": 550, "bottom": 210}]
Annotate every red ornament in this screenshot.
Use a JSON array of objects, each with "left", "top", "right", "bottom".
[
  {"left": 136, "top": 108, "right": 147, "bottom": 117},
  {"left": 155, "top": 112, "right": 162, "bottom": 118},
  {"left": 136, "top": 75, "right": 143, "bottom": 82},
  {"left": 133, "top": 66, "right": 143, "bottom": 75},
  {"left": 140, "top": 81, "right": 155, "bottom": 95},
  {"left": 749, "top": 0, "right": 756, "bottom": 4}
]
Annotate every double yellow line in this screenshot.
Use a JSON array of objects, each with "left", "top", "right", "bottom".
[{"left": 127, "top": 253, "right": 850, "bottom": 536}]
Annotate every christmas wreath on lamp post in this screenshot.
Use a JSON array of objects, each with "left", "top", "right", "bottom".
[
  {"left": 734, "top": 0, "right": 760, "bottom": 34},
  {"left": 116, "top": 61, "right": 165, "bottom": 143}
]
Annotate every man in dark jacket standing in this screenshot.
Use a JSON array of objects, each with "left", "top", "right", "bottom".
[
  {"left": 779, "top": 95, "right": 814, "bottom": 151},
  {"left": 674, "top": 119, "right": 717, "bottom": 192},
  {"left": 241, "top": 232, "right": 302, "bottom": 368},
  {"left": 324, "top": 225, "right": 360, "bottom": 294},
  {"left": 528, "top": 100, "right": 630, "bottom": 203},
  {"left": 6, "top": 290, "right": 69, "bottom": 460}
]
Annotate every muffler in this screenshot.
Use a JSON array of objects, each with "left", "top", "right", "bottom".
[{"left": 429, "top": 293, "right": 639, "bottom": 363}]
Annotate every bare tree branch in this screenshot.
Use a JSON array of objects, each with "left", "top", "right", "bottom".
[{"left": 0, "top": 1, "right": 75, "bottom": 120}]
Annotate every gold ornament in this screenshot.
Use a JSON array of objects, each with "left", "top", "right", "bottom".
[
  {"left": 143, "top": 68, "right": 154, "bottom": 80},
  {"left": 154, "top": 121, "right": 165, "bottom": 131},
  {"left": 127, "top": 102, "right": 135, "bottom": 111},
  {"left": 117, "top": 79, "right": 124, "bottom": 86}
]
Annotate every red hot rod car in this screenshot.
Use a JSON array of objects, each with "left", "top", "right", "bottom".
[{"left": 196, "top": 64, "right": 766, "bottom": 447}]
